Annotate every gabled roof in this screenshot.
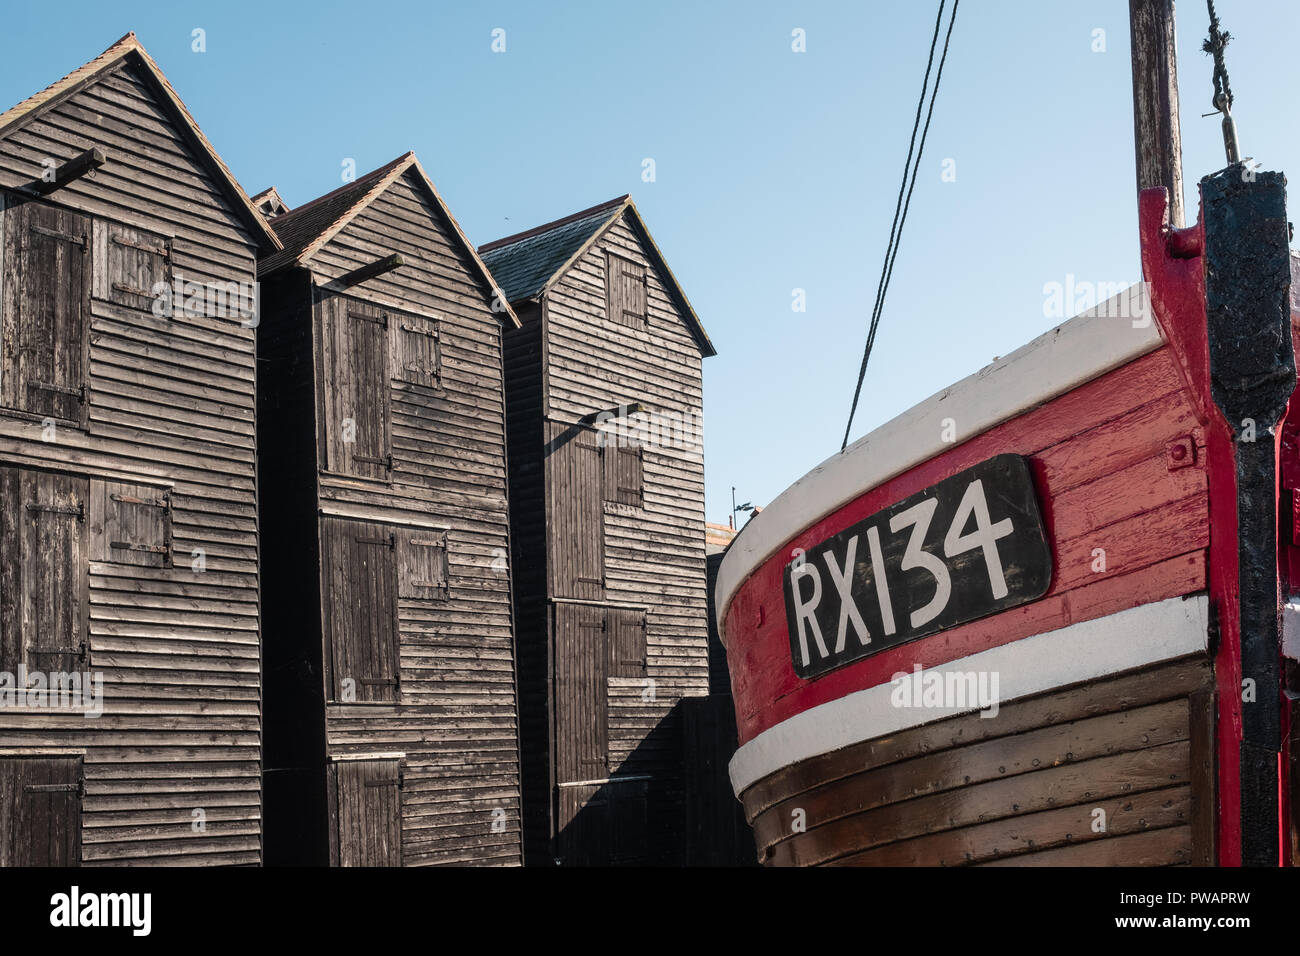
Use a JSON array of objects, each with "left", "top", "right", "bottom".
[
  {"left": 479, "top": 196, "right": 715, "bottom": 357},
  {"left": 0, "top": 32, "right": 281, "bottom": 254},
  {"left": 250, "top": 186, "right": 290, "bottom": 218},
  {"left": 479, "top": 196, "right": 628, "bottom": 304},
  {"left": 258, "top": 152, "right": 519, "bottom": 328}
]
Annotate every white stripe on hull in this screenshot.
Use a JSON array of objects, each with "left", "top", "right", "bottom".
[{"left": 728, "top": 593, "right": 1208, "bottom": 796}]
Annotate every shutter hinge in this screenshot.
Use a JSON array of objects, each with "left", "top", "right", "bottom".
[
  {"left": 26, "top": 502, "right": 85, "bottom": 521},
  {"left": 109, "top": 541, "right": 169, "bottom": 554},
  {"left": 112, "top": 233, "right": 170, "bottom": 259},
  {"left": 29, "top": 225, "right": 88, "bottom": 250},
  {"left": 110, "top": 492, "right": 168, "bottom": 509},
  {"left": 24, "top": 781, "right": 82, "bottom": 795},
  {"left": 29, "top": 381, "right": 87, "bottom": 404}
]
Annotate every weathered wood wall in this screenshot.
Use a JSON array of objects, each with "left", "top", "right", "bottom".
[
  {"left": 0, "top": 59, "right": 264, "bottom": 865},
  {"left": 743, "top": 656, "right": 1216, "bottom": 866},
  {"left": 259, "top": 166, "right": 523, "bottom": 866}
]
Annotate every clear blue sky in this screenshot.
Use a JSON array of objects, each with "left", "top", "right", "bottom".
[{"left": 5, "top": 0, "right": 1297, "bottom": 523}]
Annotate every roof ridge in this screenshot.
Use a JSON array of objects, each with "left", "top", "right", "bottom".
[
  {"left": 480, "top": 194, "right": 629, "bottom": 253},
  {"left": 268, "top": 153, "right": 411, "bottom": 228}
]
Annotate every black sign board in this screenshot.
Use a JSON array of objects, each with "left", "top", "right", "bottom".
[{"left": 783, "top": 454, "right": 1052, "bottom": 679}]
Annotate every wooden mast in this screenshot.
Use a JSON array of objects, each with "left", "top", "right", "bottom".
[{"left": 1129, "top": 0, "right": 1185, "bottom": 227}]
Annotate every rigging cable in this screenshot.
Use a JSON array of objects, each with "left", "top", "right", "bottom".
[{"left": 841, "top": 0, "right": 960, "bottom": 451}]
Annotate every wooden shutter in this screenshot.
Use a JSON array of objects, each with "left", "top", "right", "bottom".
[
  {"left": 0, "top": 466, "right": 88, "bottom": 673},
  {"left": 96, "top": 220, "right": 172, "bottom": 312},
  {"left": 554, "top": 603, "right": 608, "bottom": 783},
  {"left": 88, "top": 480, "right": 170, "bottom": 567},
  {"left": 398, "top": 529, "right": 449, "bottom": 600},
  {"left": 606, "top": 253, "right": 647, "bottom": 329},
  {"left": 320, "top": 295, "right": 392, "bottom": 481},
  {"left": 608, "top": 607, "right": 647, "bottom": 678},
  {"left": 548, "top": 423, "right": 604, "bottom": 600},
  {"left": 0, "top": 757, "right": 83, "bottom": 866},
  {"left": 603, "top": 442, "right": 644, "bottom": 507},
  {"left": 0, "top": 197, "right": 89, "bottom": 424},
  {"left": 321, "top": 517, "right": 399, "bottom": 702},
  {"left": 333, "top": 758, "right": 402, "bottom": 866},
  {"left": 392, "top": 312, "right": 440, "bottom": 389}
]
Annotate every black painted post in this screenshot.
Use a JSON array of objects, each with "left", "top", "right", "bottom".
[{"left": 1202, "top": 164, "right": 1295, "bottom": 866}]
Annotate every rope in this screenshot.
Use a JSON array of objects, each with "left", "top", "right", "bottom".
[
  {"left": 1203, "top": 0, "right": 1233, "bottom": 111},
  {"left": 841, "top": 0, "right": 959, "bottom": 451}
]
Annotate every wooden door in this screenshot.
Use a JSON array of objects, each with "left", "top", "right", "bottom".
[
  {"left": 548, "top": 423, "right": 604, "bottom": 600},
  {"left": 608, "top": 779, "right": 649, "bottom": 864},
  {"left": 1, "top": 198, "right": 90, "bottom": 425},
  {"left": 555, "top": 779, "right": 649, "bottom": 866},
  {"left": 0, "top": 756, "right": 82, "bottom": 866},
  {"left": 556, "top": 784, "right": 608, "bottom": 866},
  {"left": 554, "top": 603, "right": 608, "bottom": 785},
  {"left": 319, "top": 294, "right": 392, "bottom": 481},
  {"left": 332, "top": 758, "right": 402, "bottom": 866},
  {"left": 0, "top": 466, "right": 88, "bottom": 674},
  {"left": 321, "top": 516, "right": 399, "bottom": 702}
]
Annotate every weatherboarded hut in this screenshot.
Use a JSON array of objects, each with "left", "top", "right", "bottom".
[
  {"left": 480, "top": 196, "right": 716, "bottom": 864},
  {"left": 0, "top": 34, "right": 279, "bottom": 865},
  {"left": 257, "top": 153, "right": 525, "bottom": 866}
]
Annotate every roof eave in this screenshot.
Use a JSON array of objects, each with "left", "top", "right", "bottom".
[
  {"left": 0, "top": 33, "right": 282, "bottom": 255},
  {"left": 529, "top": 200, "right": 716, "bottom": 358},
  {"left": 284, "top": 153, "right": 521, "bottom": 329}
]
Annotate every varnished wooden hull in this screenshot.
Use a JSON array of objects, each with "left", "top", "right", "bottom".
[{"left": 742, "top": 656, "right": 1215, "bottom": 866}]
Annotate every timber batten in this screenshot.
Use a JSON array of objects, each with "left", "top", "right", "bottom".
[
  {"left": 0, "top": 36, "right": 270, "bottom": 865},
  {"left": 258, "top": 155, "right": 524, "bottom": 866}
]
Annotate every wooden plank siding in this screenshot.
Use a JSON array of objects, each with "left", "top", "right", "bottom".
[
  {"left": 499, "top": 207, "right": 712, "bottom": 864},
  {"left": 259, "top": 165, "right": 523, "bottom": 866},
  {"left": 742, "top": 656, "right": 1215, "bottom": 867},
  {"left": 0, "top": 57, "right": 264, "bottom": 865}
]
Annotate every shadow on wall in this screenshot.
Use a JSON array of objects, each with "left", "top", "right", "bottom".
[{"left": 554, "top": 694, "right": 754, "bottom": 866}]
